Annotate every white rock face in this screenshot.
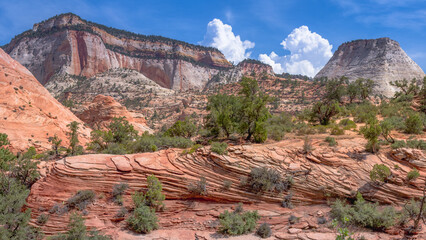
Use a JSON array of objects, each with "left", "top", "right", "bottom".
[{"left": 315, "top": 38, "right": 425, "bottom": 97}]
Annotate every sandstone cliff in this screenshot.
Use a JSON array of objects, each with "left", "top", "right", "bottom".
[
  {"left": 315, "top": 38, "right": 425, "bottom": 97},
  {"left": 76, "top": 94, "right": 152, "bottom": 133},
  {"left": 2, "top": 13, "right": 232, "bottom": 91},
  {"left": 0, "top": 49, "right": 91, "bottom": 152},
  {"left": 27, "top": 137, "right": 426, "bottom": 238}
]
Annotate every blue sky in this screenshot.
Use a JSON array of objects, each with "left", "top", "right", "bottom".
[{"left": 1, "top": 0, "right": 425, "bottom": 76}]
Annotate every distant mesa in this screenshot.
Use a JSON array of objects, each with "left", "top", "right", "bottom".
[
  {"left": 0, "top": 48, "right": 90, "bottom": 152},
  {"left": 315, "top": 37, "right": 425, "bottom": 97}
]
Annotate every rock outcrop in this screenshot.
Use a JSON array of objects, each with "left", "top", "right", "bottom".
[
  {"left": 0, "top": 49, "right": 90, "bottom": 152},
  {"left": 76, "top": 94, "right": 152, "bottom": 133},
  {"left": 27, "top": 137, "right": 426, "bottom": 238},
  {"left": 3, "top": 13, "right": 232, "bottom": 91},
  {"left": 315, "top": 38, "right": 425, "bottom": 97}
]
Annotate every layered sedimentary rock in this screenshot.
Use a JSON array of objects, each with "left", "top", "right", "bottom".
[
  {"left": 315, "top": 38, "right": 425, "bottom": 97},
  {"left": 27, "top": 137, "right": 426, "bottom": 238},
  {"left": 0, "top": 49, "right": 90, "bottom": 152},
  {"left": 76, "top": 94, "right": 152, "bottom": 133},
  {"left": 2, "top": 13, "right": 232, "bottom": 91}
]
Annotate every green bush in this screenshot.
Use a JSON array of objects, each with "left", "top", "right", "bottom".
[
  {"left": 188, "top": 177, "right": 208, "bottom": 196},
  {"left": 127, "top": 205, "right": 158, "bottom": 234},
  {"left": 218, "top": 207, "right": 260, "bottom": 235},
  {"left": 37, "top": 213, "right": 49, "bottom": 225},
  {"left": 407, "top": 168, "right": 420, "bottom": 181},
  {"left": 256, "top": 223, "right": 272, "bottom": 238},
  {"left": 266, "top": 113, "right": 294, "bottom": 141},
  {"left": 245, "top": 167, "right": 291, "bottom": 193},
  {"left": 391, "top": 139, "right": 426, "bottom": 150},
  {"left": 281, "top": 193, "right": 293, "bottom": 209},
  {"left": 112, "top": 183, "right": 128, "bottom": 205},
  {"left": 130, "top": 133, "right": 193, "bottom": 153},
  {"left": 303, "top": 136, "right": 313, "bottom": 153},
  {"left": 143, "top": 175, "right": 165, "bottom": 210},
  {"left": 310, "top": 101, "right": 340, "bottom": 125},
  {"left": 325, "top": 136, "right": 337, "bottom": 146},
  {"left": 360, "top": 118, "right": 382, "bottom": 153},
  {"left": 211, "top": 142, "right": 228, "bottom": 155},
  {"left": 405, "top": 113, "right": 423, "bottom": 134},
  {"left": 351, "top": 102, "right": 377, "bottom": 123},
  {"left": 370, "top": 164, "right": 391, "bottom": 183},
  {"left": 115, "top": 207, "right": 128, "bottom": 218},
  {"left": 330, "top": 193, "right": 397, "bottom": 231},
  {"left": 182, "top": 144, "right": 202, "bottom": 154},
  {"left": 66, "top": 190, "right": 96, "bottom": 211},
  {"left": 330, "top": 125, "right": 345, "bottom": 135},
  {"left": 339, "top": 119, "right": 357, "bottom": 130},
  {"left": 164, "top": 117, "right": 197, "bottom": 138},
  {"left": 382, "top": 116, "right": 406, "bottom": 131}
]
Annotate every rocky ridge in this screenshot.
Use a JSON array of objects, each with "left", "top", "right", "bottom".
[
  {"left": 28, "top": 137, "right": 426, "bottom": 238},
  {"left": 315, "top": 38, "right": 425, "bottom": 97},
  {"left": 0, "top": 48, "right": 90, "bottom": 152},
  {"left": 3, "top": 13, "right": 232, "bottom": 91}
]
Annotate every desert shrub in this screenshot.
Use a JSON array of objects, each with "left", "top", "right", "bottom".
[
  {"left": 314, "top": 124, "right": 328, "bottom": 134},
  {"left": 339, "top": 119, "right": 357, "bottom": 130},
  {"left": 115, "top": 207, "right": 128, "bottom": 218},
  {"left": 245, "top": 167, "right": 290, "bottom": 193},
  {"left": 303, "top": 136, "right": 313, "bottom": 153},
  {"left": 391, "top": 139, "right": 426, "bottom": 150},
  {"left": 405, "top": 113, "right": 423, "bottom": 134},
  {"left": 360, "top": 118, "right": 382, "bottom": 153},
  {"left": 330, "top": 125, "right": 345, "bottom": 135},
  {"left": 295, "top": 123, "right": 317, "bottom": 135},
  {"left": 325, "top": 136, "right": 337, "bottom": 146},
  {"left": 127, "top": 205, "right": 158, "bottom": 234},
  {"left": 218, "top": 207, "right": 260, "bottom": 235},
  {"left": 66, "top": 190, "right": 96, "bottom": 211},
  {"left": 143, "top": 175, "right": 165, "bottom": 210},
  {"left": 370, "top": 164, "right": 391, "bottom": 183},
  {"left": 182, "top": 144, "right": 202, "bottom": 154},
  {"left": 266, "top": 113, "right": 294, "bottom": 141},
  {"left": 164, "top": 117, "right": 197, "bottom": 138},
  {"left": 289, "top": 215, "right": 299, "bottom": 224},
  {"left": 37, "top": 213, "right": 49, "bottom": 225},
  {"left": 407, "top": 139, "right": 426, "bottom": 150},
  {"left": 351, "top": 102, "right": 377, "bottom": 123},
  {"left": 130, "top": 133, "right": 193, "bottom": 153},
  {"left": 331, "top": 193, "right": 397, "bottom": 231},
  {"left": 223, "top": 180, "right": 232, "bottom": 190},
  {"left": 211, "top": 142, "right": 228, "bottom": 155},
  {"left": 49, "top": 203, "right": 68, "bottom": 215},
  {"left": 281, "top": 193, "right": 293, "bottom": 208},
  {"left": 399, "top": 199, "right": 426, "bottom": 226},
  {"left": 382, "top": 116, "right": 405, "bottom": 131},
  {"left": 256, "top": 223, "right": 272, "bottom": 238},
  {"left": 112, "top": 183, "right": 128, "bottom": 205},
  {"left": 406, "top": 168, "right": 420, "bottom": 181},
  {"left": 317, "top": 216, "right": 327, "bottom": 224},
  {"left": 188, "top": 177, "right": 208, "bottom": 196}
]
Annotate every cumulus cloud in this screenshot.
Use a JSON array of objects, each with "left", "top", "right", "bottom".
[
  {"left": 259, "top": 26, "right": 332, "bottom": 77},
  {"left": 200, "top": 18, "right": 255, "bottom": 64}
]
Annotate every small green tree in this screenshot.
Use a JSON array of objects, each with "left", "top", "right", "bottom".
[
  {"left": 48, "top": 134, "right": 62, "bottom": 156},
  {"left": 310, "top": 100, "right": 340, "bottom": 125},
  {"left": 238, "top": 77, "right": 271, "bottom": 141},
  {"left": 405, "top": 113, "right": 423, "bottom": 134},
  {"left": 67, "top": 121, "right": 81, "bottom": 155},
  {"left": 165, "top": 117, "right": 197, "bottom": 138},
  {"left": 324, "top": 77, "right": 347, "bottom": 103},
  {"left": 360, "top": 118, "right": 382, "bottom": 153},
  {"left": 127, "top": 205, "right": 158, "bottom": 234},
  {"left": 356, "top": 78, "right": 375, "bottom": 101},
  {"left": 50, "top": 213, "right": 110, "bottom": 239},
  {"left": 370, "top": 164, "right": 391, "bottom": 183},
  {"left": 0, "top": 133, "right": 16, "bottom": 170},
  {"left": 144, "top": 175, "right": 165, "bottom": 210},
  {"left": 205, "top": 94, "right": 240, "bottom": 138},
  {"left": 108, "top": 117, "right": 138, "bottom": 143}
]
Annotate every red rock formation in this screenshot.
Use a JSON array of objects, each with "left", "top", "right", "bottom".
[
  {"left": 76, "top": 94, "right": 152, "bottom": 133},
  {"left": 4, "top": 13, "right": 232, "bottom": 91},
  {"left": 0, "top": 48, "right": 91, "bottom": 152},
  {"left": 27, "top": 138, "right": 426, "bottom": 238}
]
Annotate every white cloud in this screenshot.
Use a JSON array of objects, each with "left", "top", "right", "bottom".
[
  {"left": 259, "top": 26, "right": 332, "bottom": 77},
  {"left": 200, "top": 18, "right": 254, "bottom": 64}
]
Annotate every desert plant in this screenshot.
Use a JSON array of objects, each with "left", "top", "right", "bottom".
[
  {"left": 50, "top": 212, "right": 111, "bottom": 239},
  {"left": 360, "top": 118, "right": 382, "bottom": 153},
  {"left": 245, "top": 167, "right": 290, "bottom": 193},
  {"left": 115, "top": 207, "right": 128, "bottom": 218},
  {"left": 303, "top": 136, "right": 313, "bottom": 153},
  {"left": 281, "top": 193, "right": 293, "bottom": 208},
  {"left": 66, "top": 190, "right": 96, "bottom": 211},
  {"left": 112, "top": 183, "right": 128, "bottom": 205},
  {"left": 218, "top": 206, "right": 260, "bottom": 235},
  {"left": 223, "top": 180, "right": 232, "bottom": 190},
  {"left": 339, "top": 119, "right": 357, "bottom": 130},
  {"left": 370, "top": 164, "right": 391, "bottom": 183},
  {"left": 256, "top": 223, "right": 272, "bottom": 238},
  {"left": 405, "top": 113, "right": 423, "bottom": 134},
  {"left": 127, "top": 205, "right": 158, "bottom": 234},
  {"left": 310, "top": 100, "right": 340, "bottom": 125},
  {"left": 37, "top": 213, "right": 49, "bottom": 225},
  {"left": 211, "top": 142, "right": 228, "bottom": 155},
  {"left": 325, "top": 136, "right": 337, "bottom": 146},
  {"left": 144, "top": 175, "right": 165, "bottom": 210},
  {"left": 165, "top": 117, "right": 197, "bottom": 138},
  {"left": 407, "top": 168, "right": 420, "bottom": 182},
  {"left": 330, "top": 125, "right": 345, "bottom": 135},
  {"left": 188, "top": 177, "right": 208, "bottom": 196}
]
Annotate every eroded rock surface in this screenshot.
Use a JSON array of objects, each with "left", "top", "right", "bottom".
[
  {"left": 0, "top": 48, "right": 90, "bottom": 152},
  {"left": 315, "top": 38, "right": 425, "bottom": 97},
  {"left": 27, "top": 138, "right": 426, "bottom": 238}
]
